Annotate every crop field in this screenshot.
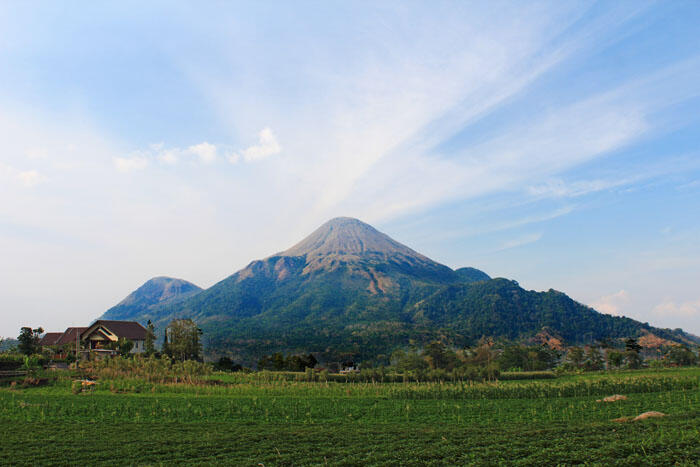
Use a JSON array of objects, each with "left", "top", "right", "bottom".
[{"left": 1, "top": 368, "right": 699, "bottom": 466}]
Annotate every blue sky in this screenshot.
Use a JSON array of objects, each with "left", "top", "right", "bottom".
[{"left": 1, "top": 1, "right": 699, "bottom": 338}]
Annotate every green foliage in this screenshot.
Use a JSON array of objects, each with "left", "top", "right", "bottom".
[
  {"left": 163, "top": 319, "right": 202, "bottom": 361},
  {"left": 214, "top": 357, "right": 244, "bottom": 372},
  {"left": 0, "top": 353, "right": 25, "bottom": 371},
  {"left": 584, "top": 346, "right": 605, "bottom": 371},
  {"left": 144, "top": 320, "right": 155, "bottom": 356},
  {"left": 564, "top": 346, "right": 585, "bottom": 369},
  {"left": 81, "top": 354, "right": 212, "bottom": 384},
  {"left": 94, "top": 228, "right": 693, "bottom": 364},
  {"left": 117, "top": 338, "right": 134, "bottom": 357},
  {"left": 664, "top": 345, "right": 697, "bottom": 366},
  {"left": 101, "top": 277, "right": 202, "bottom": 321},
  {"left": 391, "top": 349, "right": 429, "bottom": 372},
  {"left": 1, "top": 369, "right": 699, "bottom": 465},
  {"left": 257, "top": 353, "right": 317, "bottom": 371},
  {"left": 17, "top": 327, "right": 43, "bottom": 356},
  {"left": 624, "top": 338, "right": 643, "bottom": 369},
  {"left": 625, "top": 338, "right": 642, "bottom": 353},
  {"left": 498, "top": 345, "right": 560, "bottom": 371},
  {"left": 606, "top": 349, "right": 625, "bottom": 369},
  {"left": 624, "top": 350, "right": 643, "bottom": 369}
]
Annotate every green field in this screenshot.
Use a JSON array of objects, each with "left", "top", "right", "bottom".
[{"left": 1, "top": 368, "right": 699, "bottom": 465}]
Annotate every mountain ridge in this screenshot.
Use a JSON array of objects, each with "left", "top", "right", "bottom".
[
  {"left": 101, "top": 277, "right": 202, "bottom": 322},
  {"left": 99, "top": 217, "right": 696, "bottom": 362}
]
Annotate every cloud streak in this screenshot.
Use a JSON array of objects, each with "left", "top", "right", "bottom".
[{"left": 654, "top": 299, "right": 700, "bottom": 317}]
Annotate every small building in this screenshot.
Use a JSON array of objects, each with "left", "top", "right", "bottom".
[
  {"left": 40, "top": 321, "right": 153, "bottom": 360},
  {"left": 81, "top": 320, "right": 151, "bottom": 354}
]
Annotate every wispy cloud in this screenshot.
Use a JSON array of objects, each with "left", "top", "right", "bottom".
[
  {"left": 653, "top": 299, "right": 700, "bottom": 317},
  {"left": 494, "top": 232, "right": 543, "bottom": 252}
]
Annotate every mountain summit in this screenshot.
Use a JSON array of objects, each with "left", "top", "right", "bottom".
[
  {"left": 278, "top": 217, "right": 455, "bottom": 281},
  {"left": 101, "top": 277, "right": 202, "bottom": 321},
  {"left": 282, "top": 217, "right": 429, "bottom": 259},
  {"left": 100, "top": 218, "right": 696, "bottom": 363}
]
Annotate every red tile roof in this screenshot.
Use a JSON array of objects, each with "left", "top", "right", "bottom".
[
  {"left": 85, "top": 320, "right": 151, "bottom": 340},
  {"left": 39, "top": 332, "right": 63, "bottom": 346},
  {"left": 55, "top": 327, "right": 88, "bottom": 346}
]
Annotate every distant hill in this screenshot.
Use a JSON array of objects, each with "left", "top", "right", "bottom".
[
  {"left": 455, "top": 267, "right": 491, "bottom": 283},
  {"left": 101, "top": 277, "right": 202, "bottom": 321},
  {"left": 0, "top": 338, "right": 18, "bottom": 352},
  {"left": 100, "top": 217, "right": 695, "bottom": 363}
]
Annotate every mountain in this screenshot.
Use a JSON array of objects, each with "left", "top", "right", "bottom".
[
  {"left": 455, "top": 267, "right": 491, "bottom": 283},
  {"left": 101, "top": 277, "right": 202, "bottom": 321},
  {"left": 102, "top": 217, "right": 695, "bottom": 363}
]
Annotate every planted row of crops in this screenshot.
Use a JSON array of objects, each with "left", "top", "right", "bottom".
[
  {"left": 0, "top": 368, "right": 698, "bottom": 465},
  {"left": 1, "top": 388, "right": 698, "bottom": 426}
]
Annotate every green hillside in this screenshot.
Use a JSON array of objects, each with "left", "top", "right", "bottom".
[
  {"left": 101, "top": 217, "right": 695, "bottom": 363},
  {"left": 101, "top": 277, "right": 202, "bottom": 321}
]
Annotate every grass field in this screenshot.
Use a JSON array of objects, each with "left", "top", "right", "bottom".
[{"left": 1, "top": 368, "right": 699, "bottom": 465}]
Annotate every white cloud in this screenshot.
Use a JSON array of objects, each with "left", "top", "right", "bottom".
[
  {"left": 494, "top": 232, "right": 542, "bottom": 252},
  {"left": 113, "top": 156, "right": 148, "bottom": 172},
  {"left": 187, "top": 142, "right": 217, "bottom": 164},
  {"left": 0, "top": 163, "right": 47, "bottom": 187},
  {"left": 158, "top": 150, "right": 178, "bottom": 165},
  {"left": 123, "top": 133, "right": 281, "bottom": 168},
  {"left": 17, "top": 170, "right": 46, "bottom": 187},
  {"left": 590, "top": 290, "right": 629, "bottom": 316},
  {"left": 653, "top": 299, "right": 700, "bottom": 317},
  {"left": 236, "top": 127, "right": 281, "bottom": 163},
  {"left": 527, "top": 178, "right": 636, "bottom": 198}
]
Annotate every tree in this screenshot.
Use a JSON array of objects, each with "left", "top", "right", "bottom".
[
  {"left": 144, "top": 320, "right": 155, "bottom": 355},
  {"left": 624, "top": 338, "right": 643, "bottom": 369},
  {"left": 117, "top": 338, "right": 134, "bottom": 357},
  {"left": 625, "top": 338, "right": 642, "bottom": 353},
  {"left": 665, "top": 345, "right": 697, "bottom": 366},
  {"left": 606, "top": 350, "right": 624, "bottom": 369},
  {"left": 498, "top": 345, "right": 559, "bottom": 371},
  {"left": 391, "top": 349, "right": 428, "bottom": 371},
  {"left": 164, "top": 319, "right": 202, "bottom": 361},
  {"left": 17, "top": 327, "right": 43, "bottom": 356},
  {"left": 162, "top": 328, "right": 170, "bottom": 356},
  {"left": 584, "top": 346, "right": 605, "bottom": 371},
  {"left": 565, "top": 346, "right": 585, "bottom": 369},
  {"left": 624, "top": 350, "right": 642, "bottom": 369}
]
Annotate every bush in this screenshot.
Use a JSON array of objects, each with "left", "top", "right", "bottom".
[
  {"left": 0, "top": 354, "right": 24, "bottom": 371},
  {"left": 81, "top": 355, "right": 213, "bottom": 384}
]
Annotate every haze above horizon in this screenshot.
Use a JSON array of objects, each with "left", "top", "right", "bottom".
[{"left": 1, "top": 1, "right": 699, "bottom": 337}]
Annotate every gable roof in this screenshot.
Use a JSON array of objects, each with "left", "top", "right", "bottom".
[
  {"left": 83, "top": 320, "right": 150, "bottom": 341},
  {"left": 55, "top": 327, "right": 88, "bottom": 346},
  {"left": 39, "top": 332, "right": 63, "bottom": 346}
]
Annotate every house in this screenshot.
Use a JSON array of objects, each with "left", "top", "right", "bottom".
[
  {"left": 38, "top": 327, "right": 87, "bottom": 359},
  {"left": 80, "top": 320, "right": 151, "bottom": 354},
  {"left": 40, "top": 321, "right": 152, "bottom": 359}
]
